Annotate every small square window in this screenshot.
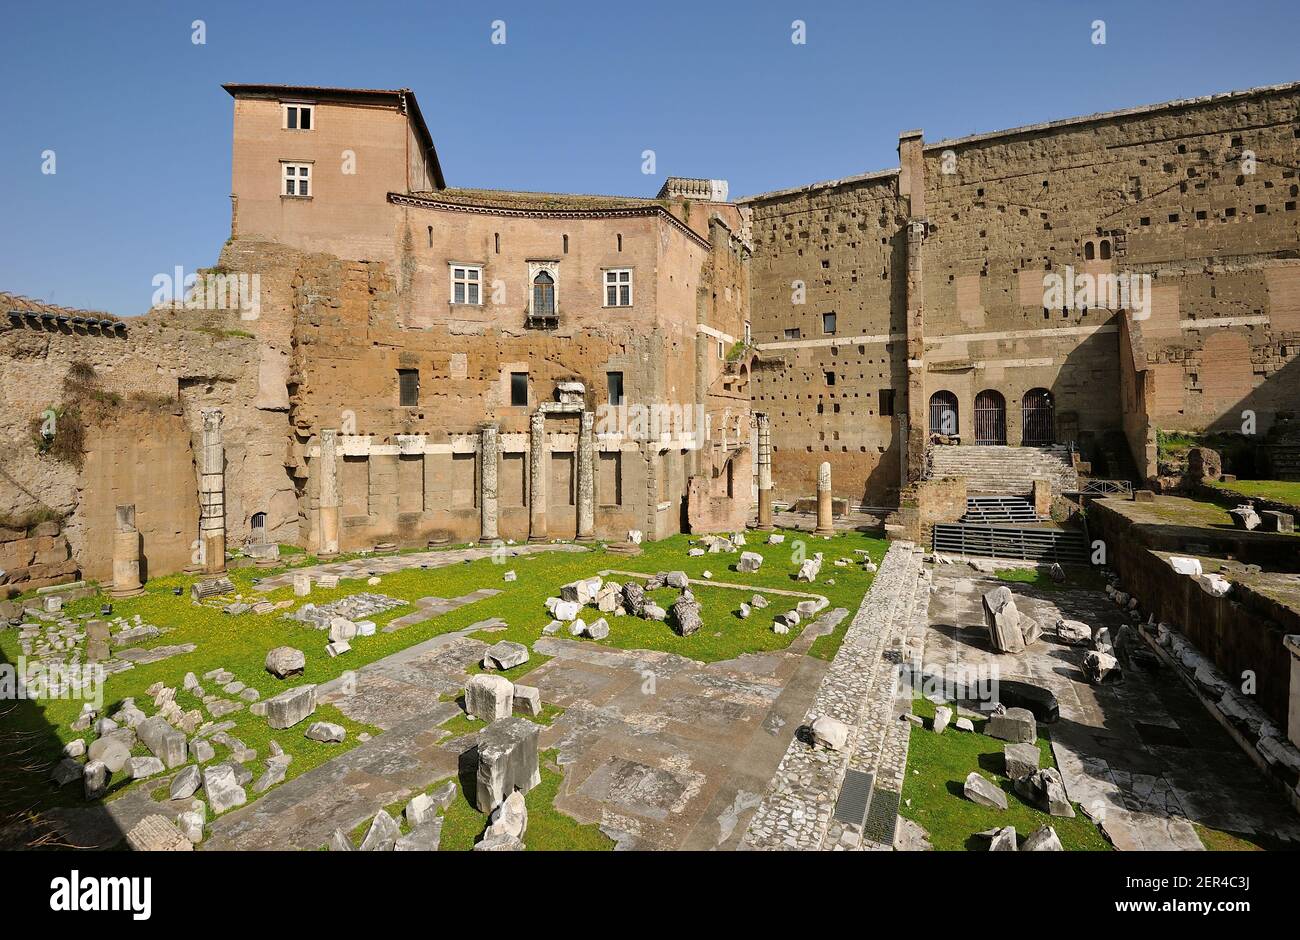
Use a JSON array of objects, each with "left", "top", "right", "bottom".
[
  {"left": 604, "top": 269, "right": 633, "bottom": 307},
  {"left": 510, "top": 372, "right": 528, "bottom": 407},
  {"left": 450, "top": 265, "right": 482, "bottom": 305},
  {"left": 398, "top": 369, "right": 419, "bottom": 407},
  {"left": 822, "top": 312, "right": 837, "bottom": 334},
  {"left": 282, "top": 163, "right": 311, "bottom": 197},
  {"left": 283, "top": 103, "right": 313, "bottom": 131},
  {"left": 784, "top": 328, "right": 801, "bottom": 340}
]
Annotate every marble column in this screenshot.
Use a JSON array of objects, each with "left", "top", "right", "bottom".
[
  {"left": 318, "top": 429, "right": 340, "bottom": 557},
  {"left": 756, "top": 412, "right": 773, "bottom": 530},
  {"left": 576, "top": 410, "right": 595, "bottom": 541},
  {"left": 814, "top": 460, "right": 834, "bottom": 535},
  {"left": 198, "top": 408, "right": 226, "bottom": 574},
  {"left": 527, "top": 410, "right": 548, "bottom": 542},
  {"left": 109, "top": 504, "right": 144, "bottom": 598},
  {"left": 480, "top": 422, "right": 500, "bottom": 542}
]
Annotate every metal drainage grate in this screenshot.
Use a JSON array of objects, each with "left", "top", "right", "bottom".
[
  {"left": 864, "top": 787, "right": 901, "bottom": 845},
  {"left": 833, "top": 769, "right": 875, "bottom": 826}
]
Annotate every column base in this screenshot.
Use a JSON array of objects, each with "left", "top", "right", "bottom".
[
  {"left": 108, "top": 585, "right": 145, "bottom": 599},
  {"left": 527, "top": 535, "right": 549, "bottom": 543}
]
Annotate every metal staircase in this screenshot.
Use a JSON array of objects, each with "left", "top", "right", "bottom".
[
  {"left": 931, "top": 522, "right": 1088, "bottom": 563},
  {"left": 961, "top": 496, "right": 1043, "bottom": 524}
]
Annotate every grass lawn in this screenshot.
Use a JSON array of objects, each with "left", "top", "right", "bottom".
[
  {"left": 1, "top": 527, "right": 885, "bottom": 838},
  {"left": 1210, "top": 479, "right": 1300, "bottom": 512},
  {"left": 995, "top": 565, "right": 1105, "bottom": 592},
  {"left": 899, "top": 697, "right": 1111, "bottom": 851}
]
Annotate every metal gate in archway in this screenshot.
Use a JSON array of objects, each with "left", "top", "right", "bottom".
[
  {"left": 974, "top": 390, "right": 1006, "bottom": 445},
  {"left": 928, "top": 390, "right": 959, "bottom": 437},
  {"left": 1021, "top": 388, "right": 1055, "bottom": 446}
]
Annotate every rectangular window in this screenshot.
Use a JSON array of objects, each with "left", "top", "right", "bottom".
[
  {"left": 283, "top": 103, "right": 313, "bottom": 130},
  {"left": 822, "top": 312, "right": 837, "bottom": 334},
  {"left": 510, "top": 372, "right": 528, "bottom": 407},
  {"left": 450, "top": 265, "right": 482, "bottom": 305},
  {"left": 398, "top": 369, "right": 419, "bottom": 406},
  {"left": 744, "top": 321, "right": 751, "bottom": 344},
  {"left": 784, "top": 328, "right": 801, "bottom": 340},
  {"left": 604, "top": 269, "right": 633, "bottom": 307},
  {"left": 879, "top": 388, "right": 895, "bottom": 417},
  {"left": 607, "top": 371, "right": 624, "bottom": 405},
  {"left": 282, "top": 163, "right": 311, "bottom": 197},
  {"left": 824, "top": 371, "right": 836, "bottom": 386}
]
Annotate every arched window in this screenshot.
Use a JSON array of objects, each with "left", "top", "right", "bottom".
[
  {"left": 1084, "top": 240, "right": 1096, "bottom": 260},
  {"left": 1021, "top": 388, "right": 1055, "bottom": 445},
  {"left": 929, "top": 390, "right": 959, "bottom": 437},
  {"left": 533, "top": 271, "right": 555, "bottom": 315},
  {"left": 974, "top": 390, "right": 1007, "bottom": 445},
  {"left": 1099, "top": 239, "right": 1112, "bottom": 260}
]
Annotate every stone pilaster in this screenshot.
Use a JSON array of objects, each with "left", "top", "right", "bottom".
[
  {"left": 108, "top": 504, "right": 144, "bottom": 598},
  {"left": 1285, "top": 635, "right": 1300, "bottom": 750},
  {"left": 756, "top": 412, "right": 773, "bottom": 530},
  {"left": 904, "top": 218, "right": 928, "bottom": 484},
  {"left": 576, "top": 410, "right": 595, "bottom": 541},
  {"left": 318, "top": 429, "right": 340, "bottom": 557},
  {"left": 527, "top": 410, "right": 548, "bottom": 542},
  {"left": 480, "top": 422, "right": 500, "bottom": 542},
  {"left": 198, "top": 408, "right": 226, "bottom": 574},
  {"left": 814, "top": 460, "right": 834, "bottom": 535}
]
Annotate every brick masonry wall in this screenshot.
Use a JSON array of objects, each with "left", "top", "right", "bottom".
[{"left": 746, "top": 173, "right": 908, "bottom": 506}]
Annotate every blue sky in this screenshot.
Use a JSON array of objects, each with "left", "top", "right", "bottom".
[{"left": 1, "top": 0, "right": 1297, "bottom": 316}]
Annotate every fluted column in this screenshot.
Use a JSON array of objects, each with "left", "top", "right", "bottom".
[
  {"left": 480, "top": 422, "right": 500, "bottom": 542},
  {"left": 199, "top": 408, "right": 226, "bottom": 574},
  {"left": 318, "top": 429, "right": 340, "bottom": 557},
  {"left": 756, "top": 412, "right": 773, "bottom": 530},
  {"left": 527, "top": 411, "right": 548, "bottom": 542},
  {"left": 576, "top": 410, "right": 595, "bottom": 541}
]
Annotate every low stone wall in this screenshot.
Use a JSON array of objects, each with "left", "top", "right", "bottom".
[
  {"left": 0, "top": 519, "right": 77, "bottom": 596},
  {"left": 1090, "top": 497, "right": 1300, "bottom": 571},
  {"left": 1089, "top": 499, "right": 1299, "bottom": 728}
]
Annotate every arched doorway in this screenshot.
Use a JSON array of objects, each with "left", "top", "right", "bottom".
[
  {"left": 1021, "top": 388, "right": 1055, "bottom": 445},
  {"left": 974, "top": 390, "right": 1007, "bottom": 445},
  {"left": 928, "top": 390, "right": 959, "bottom": 437}
]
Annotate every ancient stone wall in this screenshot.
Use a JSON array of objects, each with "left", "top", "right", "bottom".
[
  {"left": 744, "top": 171, "right": 909, "bottom": 506},
  {"left": 0, "top": 292, "right": 285, "bottom": 585},
  {"left": 746, "top": 82, "right": 1300, "bottom": 499},
  {"left": 920, "top": 84, "right": 1300, "bottom": 463}
]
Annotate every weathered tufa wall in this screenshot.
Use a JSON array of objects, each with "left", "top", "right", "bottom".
[
  {"left": 745, "top": 82, "right": 1300, "bottom": 497},
  {"left": 745, "top": 171, "right": 909, "bottom": 507}
]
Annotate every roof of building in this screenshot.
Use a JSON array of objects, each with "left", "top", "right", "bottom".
[
  {"left": 221, "top": 83, "right": 446, "bottom": 189},
  {"left": 390, "top": 189, "right": 712, "bottom": 248},
  {"left": 407, "top": 187, "right": 659, "bottom": 211},
  {"left": 1, "top": 291, "right": 121, "bottom": 324}
]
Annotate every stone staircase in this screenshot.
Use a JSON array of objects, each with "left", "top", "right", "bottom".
[{"left": 927, "top": 444, "right": 1078, "bottom": 495}]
